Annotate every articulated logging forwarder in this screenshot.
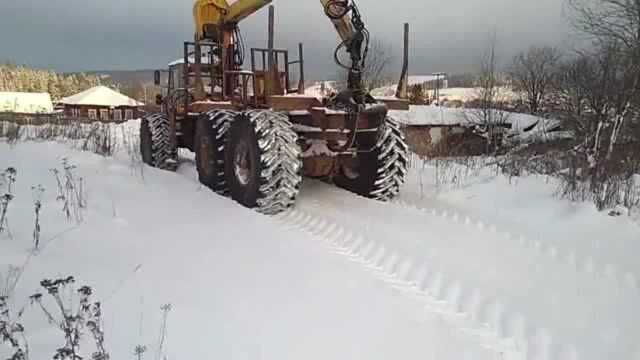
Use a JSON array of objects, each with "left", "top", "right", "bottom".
[{"left": 141, "top": 0, "right": 410, "bottom": 214}]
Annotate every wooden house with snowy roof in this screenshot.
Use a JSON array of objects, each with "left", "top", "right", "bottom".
[{"left": 58, "top": 86, "right": 144, "bottom": 122}]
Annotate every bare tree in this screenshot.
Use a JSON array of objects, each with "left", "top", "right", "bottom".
[
  {"left": 568, "top": 0, "right": 640, "bottom": 53},
  {"left": 465, "top": 31, "right": 511, "bottom": 154},
  {"left": 362, "top": 39, "right": 394, "bottom": 91},
  {"left": 510, "top": 46, "right": 561, "bottom": 115},
  {"left": 554, "top": 54, "right": 596, "bottom": 139},
  {"left": 552, "top": 0, "right": 640, "bottom": 211},
  {"left": 567, "top": 0, "right": 640, "bottom": 106},
  {"left": 568, "top": 0, "right": 640, "bottom": 159},
  {"left": 336, "top": 38, "right": 393, "bottom": 91}
]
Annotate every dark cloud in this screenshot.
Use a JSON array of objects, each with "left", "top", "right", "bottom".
[{"left": 0, "top": 0, "right": 573, "bottom": 78}]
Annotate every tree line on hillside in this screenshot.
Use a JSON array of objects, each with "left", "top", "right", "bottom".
[{"left": 0, "top": 64, "right": 103, "bottom": 101}]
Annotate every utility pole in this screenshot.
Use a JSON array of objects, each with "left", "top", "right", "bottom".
[
  {"left": 431, "top": 72, "right": 446, "bottom": 106},
  {"left": 298, "top": 42, "right": 305, "bottom": 94},
  {"left": 266, "top": 5, "right": 275, "bottom": 99},
  {"left": 396, "top": 23, "right": 410, "bottom": 99}
]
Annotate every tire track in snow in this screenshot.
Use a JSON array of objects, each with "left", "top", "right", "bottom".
[
  {"left": 393, "top": 201, "right": 640, "bottom": 294},
  {"left": 392, "top": 200, "right": 640, "bottom": 294},
  {"left": 173, "top": 159, "right": 638, "bottom": 360},
  {"left": 291, "top": 181, "right": 639, "bottom": 360},
  {"left": 275, "top": 208, "right": 526, "bottom": 360}
]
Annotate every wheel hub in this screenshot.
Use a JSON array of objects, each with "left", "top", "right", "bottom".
[
  {"left": 341, "top": 157, "right": 361, "bottom": 180},
  {"left": 234, "top": 140, "right": 251, "bottom": 186},
  {"left": 342, "top": 165, "right": 360, "bottom": 180}
]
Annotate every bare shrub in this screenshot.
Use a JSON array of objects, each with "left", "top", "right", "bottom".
[
  {"left": 2, "top": 119, "right": 122, "bottom": 158},
  {"left": 0, "top": 293, "right": 29, "bottom": 360},
  {"left": 31, "top": 185, "right": 44, "bottom": 250},
  {"left": 30, "top": 277, "right": 109, "bottom": 360},
  {"left": 623, "top": 175, "right": 640, "bottom": 211},
  {"left": 155, "top": 303, "right": 172, "bottom": 360},
  {"left": 120, "top": 126, "right": 145, "bottom": 179},
  {"left": 0, "top": 263, "right": 28, "bottom": 360},
  {"left": 409, "top": 153, "right": 493, "bottom": 193},
  {"left": 0, "top": 168, "right": 17, "bottom": 236},
  {"left": 431, "top": 157, "right": 491, "bottom": 189},
  {"left": 0, "top": 266, "right": 21, "bottom": 299},
  {"left": 133, "top": 345, "right": 147, "bottom": 360},
  {"left": 0, "top": 122, "right": 22, "bottom": 145},
  {"left": 51, "top": 160, "right": 85, "bottom": 223},
  {"left": 80, "top": 123, "right": 116, "bottom": 157}
]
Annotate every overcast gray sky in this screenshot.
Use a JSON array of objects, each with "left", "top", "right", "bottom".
[{"left": 0, "top": 0, "right": 574, "bottom": 79}]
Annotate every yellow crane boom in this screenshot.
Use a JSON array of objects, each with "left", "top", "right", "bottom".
[
  {"left": 193, "top": 0, "right": 354, "bottom": 41},
  {"left": 190, "top": 0, "right": 370, "bottom": 104},
  {"left": 193, "top": 0, "right": 271, "bottom": 40}
]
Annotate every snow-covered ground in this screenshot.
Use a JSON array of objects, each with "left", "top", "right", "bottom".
[
  {"left": 1, "top": 122, "right": 639, "bottom": 360},
  {"left": 400, "top": 158, "right": 640, "bottom": 358},
  {"left": 0, "top": 141, "right": 499, "bottom": 360}
]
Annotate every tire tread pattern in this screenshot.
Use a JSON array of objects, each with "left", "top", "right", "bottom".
[
  {"left": 142, "top": 113, "right": 177, "bottom": 171},
  {"left": 369, "top": 117, "right": 409, "bottom": 200},
  {"left": 205, "top": 109, "right": 238, "bottom": 195},
  {"left": 247, "top": 110, "right": 303, "bottom": 215}
]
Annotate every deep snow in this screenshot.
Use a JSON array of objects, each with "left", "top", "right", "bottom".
[
  {"left": 1, "top": 122, "right": 639, "bottom": 360},
  {"left": 0, "top": 141, "right": 496, "bottom": 360}
]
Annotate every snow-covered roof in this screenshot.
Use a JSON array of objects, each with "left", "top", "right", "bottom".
[
  {"left": 408, "top": 75, "right": 445, "bottom": 85},
  {"left": 390, "top": 105, "right": 558, "bottom": 130},
  {"left": 371, "top": 85, "right": 519, "bottom": 103},
  {"left": 59, "top": 86, "right": 143, "bottom": 107},
  {"left": 370, "top": 76, "right": 447, "bottom": 97},
  {"left": 168, "top": 54, "right": 216, "bottom": 67},
  {"left": 389, "top": 105, "right": 467, "bottom": 126},
  {"left": 0, "top": 92, "right": 54, "bottom": 114}
]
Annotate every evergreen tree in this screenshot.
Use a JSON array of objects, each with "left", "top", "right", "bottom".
[{"left": 0, "top": 64, "right": 102, "bottom": 100}]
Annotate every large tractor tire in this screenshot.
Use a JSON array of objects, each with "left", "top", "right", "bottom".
[
  {"left": 195, "top": 110, "right": 237, "bottom": 195},
  {"left": 224, "top": 110, "right": 302, "bottom": 214},
  {"left": 140, "top": 113, "right": 177, "bottom": 171},
  {"left": 334, "top": 117, "right": 409, "bottom": 201}
]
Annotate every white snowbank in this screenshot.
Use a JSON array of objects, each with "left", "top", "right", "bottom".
[{"left": 397, "top": 157, "right": 640, "bottom": 360}]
